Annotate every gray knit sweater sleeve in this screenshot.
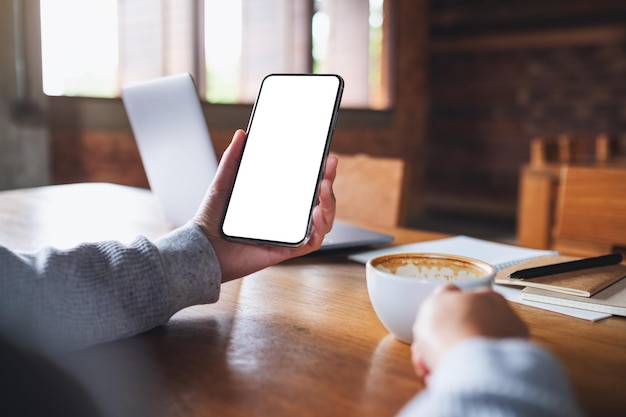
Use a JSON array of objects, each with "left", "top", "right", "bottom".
[
  {"left": 397, "top": 339, "right": 584, "bottom": 417},
  {"left": 0, "top": 222, "right": 221, "bottom": 350}
]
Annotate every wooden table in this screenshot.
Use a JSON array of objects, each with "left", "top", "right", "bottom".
[{"left": 1, "top": 183, "right": 625, "bottom": 416}]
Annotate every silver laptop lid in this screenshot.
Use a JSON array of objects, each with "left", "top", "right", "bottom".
[{"left": 121, "top": 73, "right": 218, "bottom": 227}]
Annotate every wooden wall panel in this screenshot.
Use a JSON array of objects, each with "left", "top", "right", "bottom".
[
  {"left": 424, "top": 0, "right": 626, "bottom": 218},
  {"left": 51, "top": 130, "right": 149, "bottom": 188}
]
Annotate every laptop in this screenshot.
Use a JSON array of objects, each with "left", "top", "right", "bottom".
[{"left": 121, "top": 73, "right": 393, "bottom": 251}]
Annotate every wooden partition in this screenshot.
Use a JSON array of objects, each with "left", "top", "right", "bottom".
[
  {"left": 516, "top": 135, "right": 626, "bottom": 252},
  {"left": 552, "top": 165, "right": 626, "bottom": 256}
]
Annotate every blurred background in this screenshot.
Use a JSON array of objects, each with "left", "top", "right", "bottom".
[{"left": 2, "top": 0, "right": 626, "bottom": 241}]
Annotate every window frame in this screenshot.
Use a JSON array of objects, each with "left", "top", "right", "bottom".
[{"left": 34, "top": 0, "right": 395, "bottom": 132}]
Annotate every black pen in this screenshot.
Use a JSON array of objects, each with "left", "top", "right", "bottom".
[{"left": 509, "top": 253, "right": 624, "bottom": 279}]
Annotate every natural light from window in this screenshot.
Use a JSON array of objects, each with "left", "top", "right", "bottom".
[
  {"left": 40, "top": 0, "right": 388, "bottom": 109},
  {"left": 204, "top": 0, "right": 242, "bottom": 103},
  {"left": 41, "top": 0, "right": 118, "bottom": 97}
]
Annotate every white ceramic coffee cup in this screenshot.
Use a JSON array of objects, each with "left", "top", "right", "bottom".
[{"left": 366, "top": 252, "right": 495, "bottom": 344}]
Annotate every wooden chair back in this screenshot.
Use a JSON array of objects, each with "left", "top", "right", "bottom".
[
  {"left": 517, "top": 134, "right": 626, "bottom": 250},
  {"left": 332, "top": 153, "right": 408, "bottom": 228},
  {"left": 553, "top": 165, "right": 626, "bottom": 256}
]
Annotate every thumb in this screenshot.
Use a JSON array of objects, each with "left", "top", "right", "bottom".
[
  {"left": 411, "top": 343, "right": 431, "bottom": 384},
  {"left": 213, "top": 129, "right": 246, "bottom": 192},
  {"left": 194, "top": 129, "right": 246, "bottom": 231}
]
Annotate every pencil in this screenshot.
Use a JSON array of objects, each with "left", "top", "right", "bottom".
[{"left": 509, "top": 253, "right": 624, "bottom": 279}]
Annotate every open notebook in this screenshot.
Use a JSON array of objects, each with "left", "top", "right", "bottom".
[
  {"left": 349, "top": 235, "right": 559, "bottom": 266},
  {"left": 350, "top": 235, "right": 612, "bottom": 321},
  {"left": 121, "top": 73, "right": 393, "bottom": 251}
]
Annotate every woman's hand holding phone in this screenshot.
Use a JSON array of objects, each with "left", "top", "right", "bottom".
[
  {"left": 194, "top": 129, "right": 338, "bottom": 283},
  {"left": 220, "top": 74, "right": 344, "bottom": 247}
]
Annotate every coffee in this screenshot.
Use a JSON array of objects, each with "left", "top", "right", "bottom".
[
  {"left": 366, "top": 252, "right": 495, "bottom": 343},
  {"left": 372, "top": 253, "right": 490, "bottom": 281}
]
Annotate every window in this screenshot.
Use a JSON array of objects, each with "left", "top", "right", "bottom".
[
  {"left": 40, "top": 0, "right": 390, "bottom": 109},
  {"left": 40, "top": 0, "right": 119, "bottom": 97}
]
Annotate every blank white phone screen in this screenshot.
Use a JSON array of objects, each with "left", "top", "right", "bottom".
[{"left": 222, "top": 74, "right": 343, "bottom": 245}]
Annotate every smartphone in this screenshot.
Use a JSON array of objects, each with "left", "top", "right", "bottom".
[{"left": 221, "top": 73, "right": 344, "bottom": 247}]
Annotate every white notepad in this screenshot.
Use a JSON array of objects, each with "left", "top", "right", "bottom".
[
  {"left": 350, "top": 236, "right": 611, "bottom": 321},
  {"left": 349, "top": 235, "right": 557, "bottom": 267}
]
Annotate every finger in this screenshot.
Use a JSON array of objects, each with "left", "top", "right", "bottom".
[
  {"left": 304, "top": 180, "right": 334, "bottom": 251},
  {"left": 415, "top": 355, "right": 431, "bottom": 384},
  {"left": 317, "top": 178, "right": 335, "bottom": 231},
  {"left": 324, "top": 154, "right": 338, "bottom": 183},
  {"left": 194, "top": 129, "right": 246, "bottom": 235},
  {"left": 479, "top": 291, "right": 531, "bottom": 338},
  {"left": 431, "top": 283, "right": 461, "bottom": 297},
  {"left": 410, "top": 344, "right": 431, "bottom": 384},
  {"left": 213, "top": 129, "right": 246, "bottom": 191},
  {"left": 471, "top": 289, "right": 509, "bottom": 308},
  {"left": 320, "top": 155, "right": 337, "bottom": 224}
]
